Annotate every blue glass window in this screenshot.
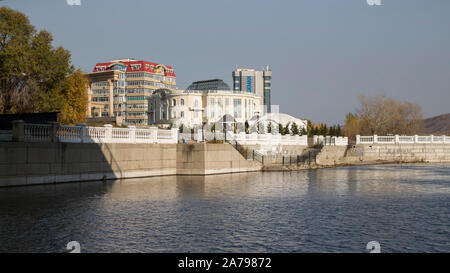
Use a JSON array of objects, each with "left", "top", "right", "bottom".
[{"left": 246, "top": 76, "right": 252, "bottom": 92}]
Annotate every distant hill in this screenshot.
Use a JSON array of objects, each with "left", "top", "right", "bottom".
[{"left": 422, "top": 113, "right": 450, "bottom": 135}]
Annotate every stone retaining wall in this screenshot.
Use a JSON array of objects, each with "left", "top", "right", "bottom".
[{"left": 0, "top": 142, "right": 261, "bottom": 187}]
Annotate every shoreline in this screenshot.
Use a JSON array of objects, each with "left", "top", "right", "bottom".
[{"left": 1, "top": 160, "right": 449, "bottom": 189}]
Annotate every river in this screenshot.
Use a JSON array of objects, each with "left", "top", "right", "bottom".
[{"left": 0, "top": 163, "right": 449, "bottom": 253}]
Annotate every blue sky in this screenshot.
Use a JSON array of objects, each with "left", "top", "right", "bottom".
[{"left": 1, "top": 0, "right": 449, "bottom": 124}]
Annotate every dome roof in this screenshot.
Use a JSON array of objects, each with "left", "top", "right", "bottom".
[{"left": 186, "top": 79, "right": 231, "bottom": 91}]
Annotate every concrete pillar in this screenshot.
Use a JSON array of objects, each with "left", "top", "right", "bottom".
[
  {"left": 395, "top": 134, "right": 399, "bottom": 144},
  {"left": 49, "top": 122, "right": 58, "bottom": 143},
  {"left": 128, "top": 126, "right": 136, "bottom": 144},
  {"left": 108, "top": 79, "right": 114, "bottom": 117},
  {"left": 150, "top": 127, "right": 158, "bottom": 143},
  {"left": 414, "top": 134, "right": 418, "bottom": 143},
  {"left": 373, "top": 134, "right": 378, "bottom": 143},
  {"left": 12, "top": 120, "right": 25, "bottom": 142},
  {"left": 171, "top": 128, "right": 179, "bottom": 143},
  {"left": 77, "top": 123, "right": 87, "bottom": 143},
  {"left": 430, "top": 135, "right": 434, "bottom": 143},
  {"left": 104, "top": 124, "right": 113, "bottom": 142},
  {"left": 356, "top": 135, "right": 361, "bottom": 144},
  {"left": 87, "top": 83, "right": 92, "bottom": 118}
]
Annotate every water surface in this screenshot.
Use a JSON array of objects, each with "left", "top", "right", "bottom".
[{"left": 0, "top": 164, "right": 449, "bottom": 253}]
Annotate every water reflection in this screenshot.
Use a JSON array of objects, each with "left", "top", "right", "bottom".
[{"left": 0, "top": 163, "right": 449, "bottom": 253}]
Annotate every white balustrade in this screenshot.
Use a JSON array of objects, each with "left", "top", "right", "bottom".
[
  {"left": 57, "top": 125, "right": 82, "bottom": 143},
  {"left": 313, "top": 135, "right": 348, "bottom": 146},
  {"left": 14, "top": 123, "right": 177, "bottom": 144},
  {"left": 24, "top": 124, "right": 52, "bottom": 142},
  {"left": 356, "top": 134, "right": 449, "bottom": 144}
]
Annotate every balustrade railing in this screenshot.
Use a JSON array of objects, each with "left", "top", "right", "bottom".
[
  {"left": 313, "top": 135, "right": 349, "bottom": 146},
  {"left": 12, "top": 121, "right": 177, "bottom": 144},
  {"left": 356, "top": 134, "right": 449, "bottom": 144}
]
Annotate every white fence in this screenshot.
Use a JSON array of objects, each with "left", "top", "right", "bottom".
[
  {"left": 14, "top": 121, "right": 178, "bottom": 144},
  {"left": 178, "top": 131, "right": 309, "bottom": 146},
  {"left": 356, "top": 134, "right": 450, "bottom": 144},
  {"left": 313, "top": 135, "right": 349, "bottom": 146}
]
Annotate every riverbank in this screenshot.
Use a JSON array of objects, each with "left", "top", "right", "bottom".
[{"left": 1, "top": 141, "right": 450, "bottom": 188}]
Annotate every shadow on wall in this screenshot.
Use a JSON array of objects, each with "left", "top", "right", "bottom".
[
  {"left": 0, "top": 141, "right": 120, "bottom": 187},
  {"left": 0, "top": 120, "right": 179, "bottom": 187}
]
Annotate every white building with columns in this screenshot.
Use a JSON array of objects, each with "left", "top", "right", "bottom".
[{"left": 148, "top": 88, "right": 263, "bottom": 129}]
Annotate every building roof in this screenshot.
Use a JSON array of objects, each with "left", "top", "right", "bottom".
[
  {"left": 250, "top": 113, "right": 307, "bottom": 126},
  {"left": 92, "top": 59, "right": 176, "bottom": 77},
  {"left": 186, "top": 79, "right": 231, "bottom": 91}
]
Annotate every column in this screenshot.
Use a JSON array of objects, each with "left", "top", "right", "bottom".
[
  {"left": 12, "top": 120, "right": 25, "bottom": 142},
  {"left": 373, "top": 134, "right": 378, "bottom": 144},
  {"left": 108, "top": 79, "right": 114, "bottom": 117},
  {"left": 49, "top": 122, "right": 58, "bottom": 143},
  {"left": 128, "top": 126, "right": 136, "bottom": 144},
  {"left": 77, "top": 123, "right": 87, "bottom": 143},
  {"left": 104, "top": 124, "right": 113, "bottom": 143},
  {"left": 87, "top": 82, "right": 92, "bottom": 117}
]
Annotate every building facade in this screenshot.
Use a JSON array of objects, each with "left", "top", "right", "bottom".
[
  {"left": 232, "top": 67, "right": 272, "bottom": 113},
  {"left": 86, "top": 58, "right": 176, "bottom": 126},
  {"left": 148, "top": 87, "right": 263, "bottom": 129}
]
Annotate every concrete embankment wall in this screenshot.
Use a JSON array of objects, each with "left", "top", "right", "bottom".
[
  {"left": 0, "top": 142, "right": 261, "bottom": 187},
  {"left": 177, "top": 144, "right": 261, "bottom": 175},
  {"left": 343, "top": 143, "right": 450, "bottom": 164},
  {"left": 266, "top": 143, "right": 450, "bottom": 167}
]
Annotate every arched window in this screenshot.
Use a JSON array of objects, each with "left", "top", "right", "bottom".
[{"left": 173, "top": 99, "right": 176, "bottom": 106}]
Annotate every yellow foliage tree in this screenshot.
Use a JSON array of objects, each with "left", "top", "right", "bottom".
[{"left": 58, "top": 70, "right": 88, "bottom": 125}]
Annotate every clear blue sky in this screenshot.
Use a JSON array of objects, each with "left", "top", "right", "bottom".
[{"left": 1, "top": 0, "right": 449, "bottom": 125}]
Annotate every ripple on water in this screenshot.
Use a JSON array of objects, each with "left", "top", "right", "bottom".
[{"left": 0, "top": 163, "right": 449, "bottom": 253}]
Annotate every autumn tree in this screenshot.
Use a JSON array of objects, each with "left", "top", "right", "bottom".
[
  {"left": 343, "top": 113, "right": 361, "bottom": 139},
  {"left": 356, "top": 93, "right": 424, "bottom": 135},
  {"left": 58, "top": 70, "right": 88, "bottom": 125},
  {"left": 0, "top": 7, "right": 87, "bottom": 124}
]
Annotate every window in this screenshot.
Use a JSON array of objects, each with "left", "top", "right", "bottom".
[
  {"left": 162, "top": 103, "right": 167, "bottom": 119},
  {"left": 264, "top": 83, "right": 271, "bottom": 87},
  {"left": 210, "top": 98, "right": 215, "bottom": 118},
  {"left": 181, "top": 99, "right": 185, "bottom": 106},
  {"left": 233, "top": 99, "right": 241, "bottom": 118},
  {"left": 217, "top": 98, "right": 222, "bottom": 117},
  {"left": 246, "top": 76, "right": 252, "bottom": 92},
  {"left": 264, "top": 76, "right": 271, "bottom": 81},
  {"left": 173, "top": 99, "right": 176, "bottom": 106},
  {"left": 181, "top": 111, "right": 184, "bottom": 118}
]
